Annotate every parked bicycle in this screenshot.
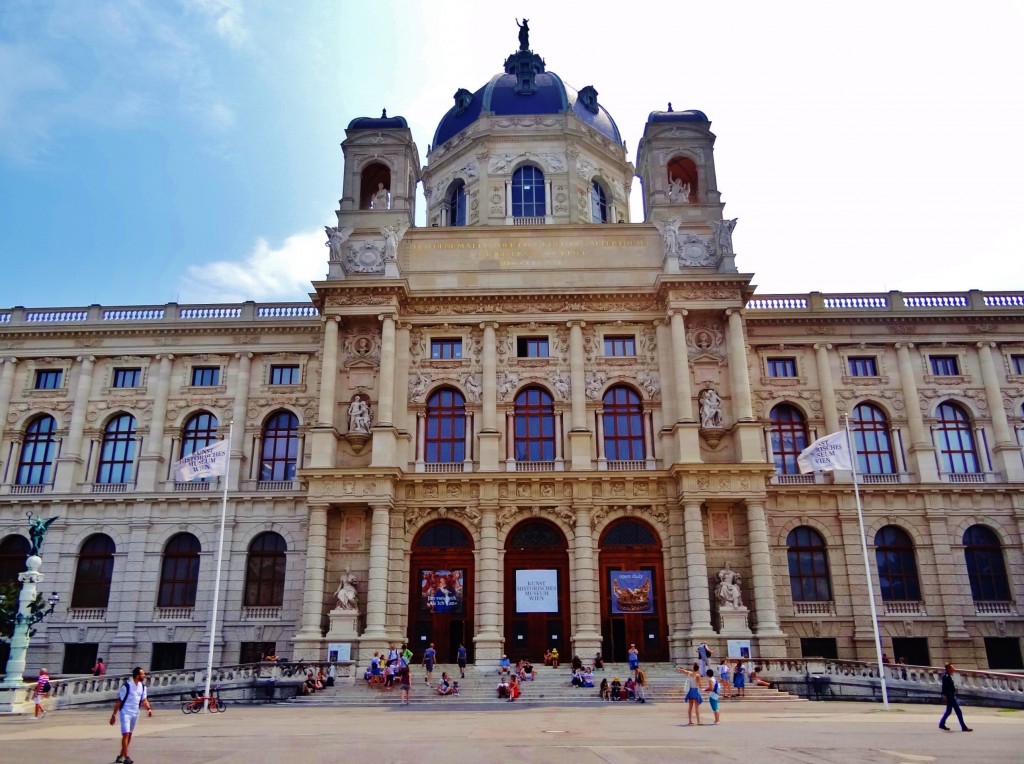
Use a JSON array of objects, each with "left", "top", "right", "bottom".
[{"left": 181, "top": 686, "right": 227, "bottom": 713}]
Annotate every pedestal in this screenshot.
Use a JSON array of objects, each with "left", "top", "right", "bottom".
[
  {"left": 717, "top": 606, "right": 752, "bottom": 637},
  {"left": 325, "top": 609, "right": 360, "bottom": 665}
]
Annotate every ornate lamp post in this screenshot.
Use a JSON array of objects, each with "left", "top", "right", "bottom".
[{"left": 1, "top": 513, "right": 60, "bottom": 688}]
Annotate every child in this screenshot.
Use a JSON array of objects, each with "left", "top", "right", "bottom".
[
  {"left": 34, "top": 668, "right": 50, "bottom": 718},
  {"left": 676, "top": 663, "right": 704, "bottom": 725},
  {"left": 717, "top": 658, "right": 732, "bottom": 699},
  {"left": 398, "top": 664, "right": 411, "bottom": 705},
  {"left": 706, "top": 669, "right": 721, "bottom": 724}
]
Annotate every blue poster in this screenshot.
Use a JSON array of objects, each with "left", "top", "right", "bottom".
[{"left": 610, "top": 570, "right": 653, "bottom": 614}]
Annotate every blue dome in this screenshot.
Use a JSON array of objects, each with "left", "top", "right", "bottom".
[
  {"left": 348, "top": 113, "right": 409, "bottom": 130},
  {"left": 432, "top": 71, "right": 623, "bottom": 148},
  {"left": 647, "top": 109, "right": 708, "bottom": 124}
]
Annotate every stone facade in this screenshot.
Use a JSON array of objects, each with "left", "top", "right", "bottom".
[{"left": 1, "top": 33, "right": 1022, "bottom": 676}]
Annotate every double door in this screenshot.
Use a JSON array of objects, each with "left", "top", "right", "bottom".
[{"left": 504, "top": 550, "right": 571, "bottom": 663}]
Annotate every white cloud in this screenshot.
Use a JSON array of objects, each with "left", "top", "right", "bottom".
[
  {"left": 179, "top": 230, "right": 325, "bottom": 303},
  {"left": 0, "top": 43, "right": 66, "bottom": 163},
  {"left": 180, "top": 0, "right": 249, "bottom": 48}
]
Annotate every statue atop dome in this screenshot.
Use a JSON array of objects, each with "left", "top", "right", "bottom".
[{"left": 515, "top": 18, "right": 530, "bottom": 51}]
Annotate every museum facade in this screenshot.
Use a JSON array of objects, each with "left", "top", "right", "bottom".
[{"left": 1, "top": 31, "right": 1022, "bottom": 675}]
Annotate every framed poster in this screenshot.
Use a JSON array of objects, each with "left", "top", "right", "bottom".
[
  {"left": 419, "top": 569, "right": 464, "bottom": 613},
  {"left": 515, "top": 569, "right": 559, "bottom": 613},
  {"left": 610, "top": 570, "right": 654, "bottom": 614},
  {"left": 327, "top": 642, "right": 351, "bottom": 662}
]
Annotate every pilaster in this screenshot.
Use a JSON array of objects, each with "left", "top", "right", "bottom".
[
  {"left": 54, "top": 355, "right": 95, "bottom": 492},
  {"left": 683, "top": 500, "right": 713, "bottom": 636},
  {"left": 895, "top": 343, "right": 939, "bottom": 481},
  {"left": 571, "top": 503, "right": 602, "bottom": 653}
]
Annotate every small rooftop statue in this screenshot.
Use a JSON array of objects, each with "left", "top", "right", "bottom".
[{"left": 516, "top": 18, "right": 530, "bottom": 51}]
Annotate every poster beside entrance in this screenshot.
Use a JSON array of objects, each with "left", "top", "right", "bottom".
[
  {"left": 610, "top": 570, "right": 654, "bottom": 614},
  {"left": 515, "top": 569, "right": 559, "bottom": 613},
  {"left": 419, "top": 569, "right": 464, "bottom": 613}
]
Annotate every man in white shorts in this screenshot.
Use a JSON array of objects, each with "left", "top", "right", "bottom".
[{"left": 110, "top": 666, "right": 153, "bottom": 764}]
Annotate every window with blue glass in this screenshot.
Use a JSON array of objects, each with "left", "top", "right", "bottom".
[
  {"left": 590, "top": 180, "right": 608, "bottom": 223},
  {"left": 848, "top": 356, "right": 878, "bottom": 377},
  {"left": 112, "top": 368, "right": 141, "bottom": 388},
  {"left": 517, "top": 336, "right": 549, "bottom": 358},
  {"left": 963, "top": 525, "right": 1010, "bottom": 601},
  {"left": 767, "top": 357, "right": 798, "bottom": 377},
  {"left": 260, "top": 411, "right": 299, "bottom": 481},
  {"left": 34, "top": 369, "right": 62, "bottom": 390},
  {"left": 191, "top": 366, "right": 220, "bottom": 386},
  {"left": 602, "top": 386, "right": 645, "bottom": 461},
  {"left": 935, "top": 401, "right": 979, "bottom": 473},
  {"left": 245, "top": 532, "right": 287, "bottom": 607},
  {"left": 17, "top": 415, "right": 57, "bottom": 486},
  {"left": 603, "top": 335, "right": 635, "bottom": 357},
  {"left": 96, "top": 414, "right": 137, "bottom": 484},
  {"left": 514, "top": 387, "right": 555, "bottom": 462},
  {"left": 770, "top": 403, "right": 808, "bottom": 475},
  {"left": 511, "top": 165, "right": 545, "bottom": 218},
  {"left": 787, "top": 526, "right": 832, "bottom": 602},
  {"left": 850, "top": 402, "right": 895, "bottom": 474},
  {"left": 158, "top": 533, "right": 201, "bottom": 608},
  {"left": 425, "top": 388, "right": 466, "bottom": 464},
  {"left": 269, "top": 365, "right": 300, "bottom": 385},
  {"left": 449, "top": 181, "right": 467, "bottom": 227},
  {"left": 180, "top": 411, "right": 219, "bottom": 480},
  {"left": 874, "top": 526, "right": 920, "bottom": 601},
  {"left": 1012, "top": 354, "right": 1024, "bottom": 375},
  {"left": 70, "top": 534, "right": 116, "bottom": 609},
  {"left": 430, "top": 338, "right": 462, "bottom": 359},
  {"left": 930, "top": 355, "right": 959, "bottom": 376}
]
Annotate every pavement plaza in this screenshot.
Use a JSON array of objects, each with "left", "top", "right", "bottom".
[{"left": 0, "top": 700, "right": 1020, "bottom": 764}]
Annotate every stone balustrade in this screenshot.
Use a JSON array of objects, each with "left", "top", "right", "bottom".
[
  {"left": 0, "top": 301, "right": 319, "bottom": 327},
  {"left": 746, "top": 289, "right": 1024, "bottom": 314}
]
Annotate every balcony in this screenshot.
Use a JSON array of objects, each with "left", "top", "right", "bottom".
[
  {"left": 88, "top": 483, "right": 130, "bottom": 494},
  {"left": 514, "top": 461, "right": 556, "bottom": 473},
  {"left": 860, "top": 473, "right": 903, "bottom": 485},
  {"left": 423, "top": 462, "right": 465, "bottom": 474},
  {"left": 154, "top": 607, "right": 194, "bottom": 621},
  {"left": 255, "top": 480, "right": 301, "bottom": 492},
  {"left": 512, "top": 216, "right": 545, "bottom": 226},
  {"left": 241, "top": 606, "right": 282, "bottom": 621},
  {"left": 883, "top": 600, "right": 926, "bottom": 616},
  {"left": 794, "top": 601, "right": 836, "bottom": 616},
  {"left": 68, "top": 608, "right": 107, "bottom": 622},
  {"left": 773, "top": 474, "right": 815, "bottom": 485},
  {"left": 605, "top": 460, "right": 648, "bottom": 471},
  {"left": 943, "top": 472, "right": 989, "bottom": 484},
  {"left": 173, "top": 480, "right": 215, "bottom": 493},
  {"left": 9, "top": 484, "right": 50, "bottom": 495},
  {"left": 974, "top": 600, "right": 1015, "bottom": 616}
]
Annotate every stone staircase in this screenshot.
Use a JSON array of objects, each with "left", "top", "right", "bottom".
[{"left": 289, "top": 663, "right": 805, "bottom": 708}]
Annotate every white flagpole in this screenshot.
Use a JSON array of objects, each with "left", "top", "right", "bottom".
[
  {"left": 844, "top": 413, "right": 889, "bottom": 709},
  {"left": 203, "top": 420, "right": 233, "bottom": 711}
]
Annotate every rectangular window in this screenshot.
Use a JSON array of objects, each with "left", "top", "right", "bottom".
[
  {"left": 930, "top": 355, "right": 959, "bottom": 376},
  {"left": 848, "top": 357, "right": 878, "bottom": 377},
  {"left": 799, "top": 638, "right": 838, "bottom": 660},
  {"left": 62, "top": 643, "right": 99, "bottom": 675},
  {"left": 767, "top": 358, "right": 798, "bottom": 378},
  {"left": 34, "top": 370, "right": 63, "bottom": 390},
  {"left": 430, "top": 338, "right": 462, "bottom": 359},
  {"left": 191, "top": 366, "right": 220, "bottom": 386},
  {"left": 1011, "top": 354, "right": 1024, "bottom": 375},
  {"left": 112, "top": 367, "right": 142, "bottom": 388},
  {"left": 517, "top": 336, "right": 549, "bottom": 358},
  {"left": 604, "top": 335, "right": 636, "bottom": 357},
  {"left": 240, "top": 641, "right": 277, "bottom": 665},
  {"left": 269, "top": 364, "right": 300, "bottom": 385},
  {"left": 151, "top": 642, "right": 187, "bottom": 672}
]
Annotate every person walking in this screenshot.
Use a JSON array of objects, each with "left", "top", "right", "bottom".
[
  {"left": 676, "top": 663, "right": 704, "bottom": 725},
  {"left": 110, "top": 666, "right": 153, "bottom": 764},
  {"left": 697, "top": 641, "right": 712, "bottom": 675},
  {"left": 33, "top": 668, "right": 50, "bottom": 719},
  {"left": 457, "top": 643, "right": 467, "bottom": 678},
  {"left": 422, "top": 642, "right": 437, "bottom": 685},
  {"left": 398, "top": 663, "right": 412, "bottom": 705},
  {"left": 634, "top": 666, "right": 647, "bottom": 703},
  {"left": 627, "top": 643, "right": 640, "bottom": 678},
  {"left": 92, "top": 657, "right": 106, "bottom": 676},
  {"left": 939, "top": 664, "right": 973, "bottom": 732}
]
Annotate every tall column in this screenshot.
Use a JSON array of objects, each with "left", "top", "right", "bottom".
[
  {"left": 0, "top": 358, "right": 18, "bottom": 476},
  {"left": 572, "top": 504, "right": 602, "bottom": 652},
  {"left": 362, "top": 502, "right": 391, "bottom": 639},
  {"left": 229, "top": 352, "right": 252, "bottom": 487},
  {"left": 318, "top": 317, "right": 340, "bottom": 426},
  {"left": 683, "top": 500, "right": 713, "bottom": 634},
  {"left": 814, "top": 343, "right": 840, "bottom": 434},
  {"left": 475, "top": 503, "right": 502, "bottom": 662},
  {"left": 977, "top": 341, "right": 1024, "bottom": 480},
  {"left": 745, "top": 500, "right": 783, "bottom": 636},
  {"left": 667, "top": 503, "right": 688, "bottom": 661},
  {"left": 478, "top": 322, "right": 500, "bottom": 470},
  {"left": 55, "top": 355, "right": 95, "bottom": 492},
  {"left": 895, "top": 343, "right": 938, "bottom": 481},
  {"left": 725, "top": 310, "right": 753, "bottom": 421},
  {"left": 370, "top": 314, "right": 398, "bottom": 468},
  {"left": 566, "top": 320, "right": 592, "bottom": 469},
  {"left": 137, "top": 354, "right": 173, "bottom": 490},
  {"left": 669, "top": 309, "right": 694, "bottom": 421},
  {"left": 293, "top": 504, "right": 329, "bottom": 645}
]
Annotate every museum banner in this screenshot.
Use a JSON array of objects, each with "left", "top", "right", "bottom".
[
  {"left": 419, "top": 569, "right": 464, "bottom": 613},
  {"left": 515, "top": 569, "right": 559, "bottom": 613},
  {"left": 610, "top": 570, "right": 654, "bottom": 614}
]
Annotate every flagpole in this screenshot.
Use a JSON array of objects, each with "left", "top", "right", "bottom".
[
  {"left": 844, "top": 413, "right": 889, "bottom": 709},
  {"left": 203, "top": 420, "right": 233, "bottom": 711}
]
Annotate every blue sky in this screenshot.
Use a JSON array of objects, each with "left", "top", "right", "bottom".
[{"left": 2, "top": 1, "right": 1024, "bottom": 309}]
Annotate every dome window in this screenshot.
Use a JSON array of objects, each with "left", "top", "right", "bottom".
[
  {"left": 453, "top": 88, "right": 473, "bottom": 117},
  {"left": 512, "top": 165, "right": 546, "bottom": 219},
  {"left": 590, "top": 180, "right": 609, "bottom": 223},
  {"left": 448, "top": 181, "right": 467, "bottom": 227},
  {"left": 579, "top": 86, "right": 600, "bottom": 115}
]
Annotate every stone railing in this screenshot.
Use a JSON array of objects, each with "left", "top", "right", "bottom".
[
  {"left": 154, "top": 607, "right": 194, "bottom": 621},
  {"left": 67, "top": 608, "right": 107, "bottom": 621},
  {"left": 0, "top": 301, "right": 319, "bottom": 327},
  {"left": 746, "top": 289, "right": 1024, "bottom": 314},
  {"left": 241, "top": 606, "right": 281, "bottom": 621}
]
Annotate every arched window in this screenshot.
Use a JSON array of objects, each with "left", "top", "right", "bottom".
[
  {"left": 448, "top": 180, "right": 467, "bottom": 227},
  {"left": 590, "top": 180, "right": 608, "bottom": 223},
  {"left": 935, "top": 402, "right": 980, "bottom": 474},
  {"left": 512, "top": 165, "right": 546, "bottom": 218},
  {"left": 260, "top": 410, "right": 299, "bottom": 481},
  {"left": 425, "top": 388, "right": 466, "bottom": 464},
  {"left": 602, "top": 520, "right": 658, "bottom": 547},
  {"left": 158, "top": 533, "right": 201, "bottom": 608},
  {"left": 666, "top": 156, "right": 698, "bottom": 203},
  {"left": 17, "top": 414, "right": 57, "bottom": 485},
  {"left": 181, "top": 411, "right": 219, "bottom": 459},
  {"left": 602, "top": 386, "right": 645, "bottom": 461},
  {"left": 360, "top": 162, "right": 391, "bottom": 209},
  {"left": 70, "top": 534, "right": 115, "bottom": 609},
  {"left": 786, "top": 526, "right": 832, "bottom": 602},
  {"left": 851, "top": 403, "right": 895, "bottom": 474},
  {"left": 0, "top": 535, "right": 30, "bottom": 586},
  {"left": 874, "top": 526, "right": 921, "bottom": 601},
  {"left": 963, "top": 525, "right": 1010, "bottom": 602},
  {"left": 770, "top": 404, "right": 808, "bottom": 475},
  {"left": 244, "top": 532, "right": 287, "bottom": 607},
  {"left": 514, "top": 387, "right": 555, "bottom": 462},
  {"left": 415, "top": 521, "right": 472, "bottom": 549},
  {"left": 96, "top": 414, "right": 137, "bottom": 485}
]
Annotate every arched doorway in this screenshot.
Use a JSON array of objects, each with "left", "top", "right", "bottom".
[
  {"left": 504, "top": 519, "right": 571, "bottom": 662},
  {"left": 599, "top": 518, "right": 669, "bottom": 662},
  {"left": 408, "top": 521, "right": 475, "bottom": 664}
]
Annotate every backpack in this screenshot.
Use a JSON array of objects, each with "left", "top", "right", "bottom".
[
  {"left": 119, "top": 679, "right": 147, "bottom": 704},
  {"left": 40, "top": 678, "right": 52, "bottom": 694}
]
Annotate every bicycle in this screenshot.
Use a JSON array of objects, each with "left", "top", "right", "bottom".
[{"left": 181, "top": 687, "right": 228, "bottom": 713}]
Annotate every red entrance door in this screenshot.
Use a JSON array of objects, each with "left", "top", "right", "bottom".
[
  {"left": 408, "top": 521, "right": 475, "bottom": 664},
  {"left": 504, "top": 520, "right": 571, "bottom": 663},
  {"left": 599, "top": 518, "right": 669, "bottom": 662}
]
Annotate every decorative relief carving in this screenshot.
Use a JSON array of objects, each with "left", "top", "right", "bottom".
[
  {"left": 678, "top": 233, "right": 716, "bottom": 267},
  {"left": 636, "top": 369, "right": 660, "bottom": 399},
  {"left": 498, "top": 371, "right": 520, "bottom": 400},
  {"left": 343, "top": 333, "right": 380, "bottom": 367},
  {"left": 585, "top": 371, "right": 606, "bottom": 399},
  {"left": 550, "top": 371, "right": 570, "bottom": 401}
]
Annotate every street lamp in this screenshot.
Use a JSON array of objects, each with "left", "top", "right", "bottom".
[{"left": 0, "top": 591, "right": 61, "bottom": 630}]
